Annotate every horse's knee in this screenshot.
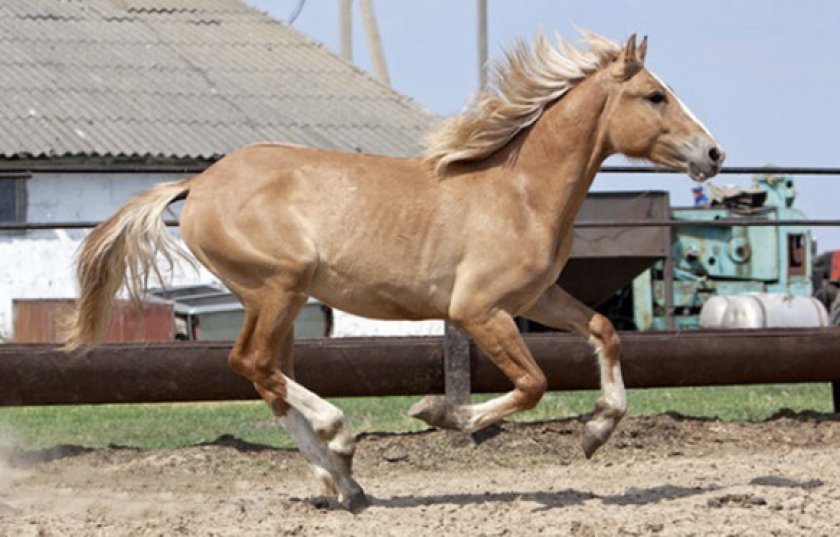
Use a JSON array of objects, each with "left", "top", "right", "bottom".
[
  {"left": 516, "top": 371, "right": 547, "bottom": 410},
  {"left": 228, "top": 349, "right": 252, "bottom": 379},
  {"left": 589, "top": 313, "right": 621, "bottom": 360}
]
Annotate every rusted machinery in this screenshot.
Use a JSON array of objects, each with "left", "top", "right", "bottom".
[{"left": 553, "top": 175, "right": 825, "bottom": 331}]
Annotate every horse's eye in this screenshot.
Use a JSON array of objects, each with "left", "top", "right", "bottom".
[{"left": 647, "top": 91, "right": 667, "bottom": 104}]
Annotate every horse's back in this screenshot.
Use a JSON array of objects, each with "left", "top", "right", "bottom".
[{"left": 179, "top": 143, "right": 453, "bottom": 314}]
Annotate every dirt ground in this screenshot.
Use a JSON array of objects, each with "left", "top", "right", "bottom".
[{"left": 1, "top": 411, "right": 839, "bottom": 536}]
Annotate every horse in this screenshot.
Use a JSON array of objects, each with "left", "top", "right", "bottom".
[{"left": 65, "top": 32, "right": 724, "bottom": 511}]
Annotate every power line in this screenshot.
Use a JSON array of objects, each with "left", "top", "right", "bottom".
[{"left": 287, "top": 0, "right": 305, "bottom": 25}]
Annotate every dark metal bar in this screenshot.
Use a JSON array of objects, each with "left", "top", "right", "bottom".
[
  {"left": 600, "top": 166, "right": 840, "bottom": 175},
  {"left": 1, "top": 329, "right": 839, "bottom": 406},
  {"left": 573, "top": 219, "right": 840, "bottom": 228},
  {"left": 2, "top": 162, "right": 839, "bottom": 175},
  {"left": 0, "top": 219, "right": 180, "bottom": 231},
  {"left": 0, "top": 163, "right": 209, "bottom": 174},
  {"left": 5, "top": 218, "right": 840, "bottom": 232},
  {"left": 663, "top": 225, "right": 675, "bottom": 330}
]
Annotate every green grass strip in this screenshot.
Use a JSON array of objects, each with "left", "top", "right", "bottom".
[{"left": 0, "top": 383, "right": 832, "bottom": 450}]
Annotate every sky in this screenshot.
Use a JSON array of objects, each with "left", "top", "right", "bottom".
[{"left": 246, "top": 0, "right": 840, "bottom": 250}]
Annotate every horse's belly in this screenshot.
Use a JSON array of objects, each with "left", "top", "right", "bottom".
[{"left": 310, "top": 267, "right": 450, "bottom": 321}]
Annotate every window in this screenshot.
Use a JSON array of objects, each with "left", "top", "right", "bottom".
[{"left": 0, "top": 173, "right": 28, "bottom": 223}]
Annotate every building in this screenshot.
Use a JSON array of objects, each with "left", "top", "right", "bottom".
[{"left": 0, "top": 0, "right": 442, "bottom": 340}]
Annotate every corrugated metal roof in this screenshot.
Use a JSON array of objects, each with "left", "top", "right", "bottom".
[{"left": 0, "top": 0, "right": 436, "bottom": 160}]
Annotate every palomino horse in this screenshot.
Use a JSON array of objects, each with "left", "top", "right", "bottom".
[{"left": 66, "top": 32, "right": 724, "bottom": 511}]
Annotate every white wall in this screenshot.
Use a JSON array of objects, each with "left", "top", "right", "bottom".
[
  {"left": 0, "top": 233, "right": 217, "bottom": 341},
  {"left": 0, "top": 232, "right": 444, "bottom": 341},
  {"left": 27, "top": 171, "right": 190, "bottom": 222}
]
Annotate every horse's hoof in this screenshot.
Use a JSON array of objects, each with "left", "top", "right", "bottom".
[
  {"left": 343, "top": 491, "right": 370, "bottom": 514},
  {"left": 581, "top": 430, "right": 603, "bottom": 459},
  {"left": 409, "top": 396, "right": 471, "bottom": 431},
  {"left": 408, "top": 395, "right": 446, "bottom": 425},
  {"left": 306, "top": 495, "right": 336, "bottom": 510},
  {"left": 581, "top": 415, "right": 620, "bottom": 459}
]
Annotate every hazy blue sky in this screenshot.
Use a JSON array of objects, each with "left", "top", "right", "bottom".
[{"left": 247, "top": 1, "right": 840, "bottom": 250}]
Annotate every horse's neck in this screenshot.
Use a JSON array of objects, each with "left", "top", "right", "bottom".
[{"left": 504, "top": 74, "right": 612, "bottom": 234}]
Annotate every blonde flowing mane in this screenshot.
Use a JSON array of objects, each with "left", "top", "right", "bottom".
[{"left": 424, "top": 31, "right": 622, "bottom": 174}]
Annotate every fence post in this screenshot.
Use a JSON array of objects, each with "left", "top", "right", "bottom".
[
  {"left": 833, "top": 382, "right": 840, "bottom": 414},
  {"left": 443, "top": 321, "right": 471, "bottom": 406}
]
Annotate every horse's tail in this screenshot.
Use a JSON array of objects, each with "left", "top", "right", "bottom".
[{"left": 64, "top": 179, "right": 194, "bottom": 350}]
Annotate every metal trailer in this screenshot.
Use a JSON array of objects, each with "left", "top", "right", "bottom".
[{"left": 146, "top": 285, "right": 332, "bottom": 340}]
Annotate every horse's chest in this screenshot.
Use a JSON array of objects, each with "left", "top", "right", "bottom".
[{"left": 515, "top": 235, "right": 574, "bottom": 294}]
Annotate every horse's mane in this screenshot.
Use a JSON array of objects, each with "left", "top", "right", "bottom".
[{"left": 424, "top": 31, "right": 622, "bottom": 174}]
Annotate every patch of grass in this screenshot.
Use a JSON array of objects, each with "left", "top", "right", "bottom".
[
  {"left": 0, "top": 384, "right": 832, "bottom": 450},
  {"left": 0, "top": 401, "right": 286, "bottom": 450},
  {"left": 512, "top": 383, "right": 834, "bottom": 422}
]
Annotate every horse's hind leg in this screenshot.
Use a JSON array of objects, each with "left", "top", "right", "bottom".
[
  {"left": 229, "top": 288, "right": 367, "bottom": 512},
  {"left": 251, "top": 334, "right": 341, "bottom": 501},
  {"left": 256, "top": 381, "right": 363, "bottom": 510}
]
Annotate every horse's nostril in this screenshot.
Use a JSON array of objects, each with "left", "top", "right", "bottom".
[{"left": 708, "top": 147, "right": 721, "bottom": 163}]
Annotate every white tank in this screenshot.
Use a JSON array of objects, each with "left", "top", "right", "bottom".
[{"left": 698, "top": 293, "right": 830, "bottom": 329}]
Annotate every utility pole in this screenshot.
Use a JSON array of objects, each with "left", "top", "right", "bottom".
[
  {"left": 339, "top": 0, "right": 353, "bottom": 61},
  {"left": 358, "top": 0, "right": 390, "bottom": 86},
  {"left": 477, "top": 0, "right": 488, "bottom": 91}
]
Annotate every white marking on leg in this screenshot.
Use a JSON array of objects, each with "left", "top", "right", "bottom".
[
  {"left": 279, "top": 408, "right": 333, "bottom": 470},
  {"left": 313, "top": 466, "right": 339, "bottom": 498},
  {"left": 283, "top": 377, "right": 352, "bottom": 453},
  {"left": 589, "top": 336, "right": 627, "bottom": 413},
  {"left": 279, "top": 408, "right": 359, "bottom": 502},
  {"left": 605, "top": 364, "right": 627, "bottom": 414},
  {"left": 464, "top": 392, "right": 519, "bottom": 432}
]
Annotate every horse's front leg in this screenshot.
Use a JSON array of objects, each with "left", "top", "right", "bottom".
[
  {"left": 522, "top": 284, "right": 627, "bottom": 458},
  {"left": 410, "top": 308, "right": 548, "bottom": 433}
]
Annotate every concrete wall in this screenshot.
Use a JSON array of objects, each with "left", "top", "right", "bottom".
[
  {"left": 0, "top": 171, "right": 443, "bottom": 340},
  {"left": 26, "top": 171, "right": 190, "bottom": 223}
]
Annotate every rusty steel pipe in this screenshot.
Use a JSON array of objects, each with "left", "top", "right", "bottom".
[
  {"left": 0, "top": 338, "right": 443, "bottom": 406},
  {"left": 1, "top": 329, "right": 840, "bottom": 406},
  {"left": 474, "top": 329, "right": 840, "bottom": 392}
]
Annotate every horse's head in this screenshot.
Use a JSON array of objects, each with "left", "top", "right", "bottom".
[{"left": 603, "top": 35, "right": 724, "bottom": 182}]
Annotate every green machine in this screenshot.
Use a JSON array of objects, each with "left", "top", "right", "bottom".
[{"left": 631, "top": 174, "right": 814, "bottom": 330}]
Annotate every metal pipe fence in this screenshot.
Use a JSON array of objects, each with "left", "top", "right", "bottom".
[
  {"left": 4, "top": 218, "right": 840, "bottom": 232},
  {"left": 2, "top": 164, "right": 840, "bottom": 175}
]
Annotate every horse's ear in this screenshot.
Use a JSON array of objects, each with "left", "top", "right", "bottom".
[
  {"left": 624, "top": 34, "right": 637, "bottom": 61},
  {"left": 618, "top": 34, "right": 642, "bottom": 80},
  {"left": 637, "top": 35, "right": 648, "bottom": 63}
]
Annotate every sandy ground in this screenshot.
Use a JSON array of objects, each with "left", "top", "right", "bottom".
[{"left": 1, "top": 412, "right": 839, "bottom": 536}]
